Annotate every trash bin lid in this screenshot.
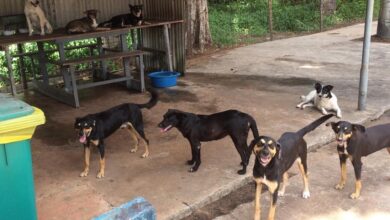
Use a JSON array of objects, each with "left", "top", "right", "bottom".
[{"left": 0, "top": 94, "right": 34, "bottom": 122}]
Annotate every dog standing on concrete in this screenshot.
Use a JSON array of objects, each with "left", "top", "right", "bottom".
[
  {"left": 250, "top": 114, "right": 333, "bottom": 220},
  {"left": 75, "top": 89, "right": 157, "bottom": 178},
  {"left": 297, "top": 82, "right": 342, "bottom": 118},
  {"left": 158, "top": 109, "right": 259, "bottom": 174},
  {"left": 24, "top": 0, "right": 53, "bottom": 36},
  {"left": 327, "top": 120, "right": 390, "bottom": 199}
]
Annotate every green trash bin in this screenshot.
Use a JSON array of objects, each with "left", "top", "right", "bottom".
[{"left": 0, "top": 94, "right": 45, "bottom": 220}]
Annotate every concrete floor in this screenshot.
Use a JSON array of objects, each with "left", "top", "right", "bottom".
[{"left": 21, "top": 22, "right": 390, "bottom": 220}]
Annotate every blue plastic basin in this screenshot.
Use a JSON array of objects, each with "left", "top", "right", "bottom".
[{"left": 148, "top": 71, "right": 181, "bottom": 88}]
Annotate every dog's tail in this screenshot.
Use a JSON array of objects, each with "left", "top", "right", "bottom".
[
  {"left": 248, "top": 115, "right": 260, "bottom": 139},
  {"left": 98, "top": 20, "right": 112, "bottom": 28},
  {"left": 296, "top": 114, "right": 333, "bottom": 137},
  {"left": 136, "top": 88, "right": 158, "bottom": 109}
]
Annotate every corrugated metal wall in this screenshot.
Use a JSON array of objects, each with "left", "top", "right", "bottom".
[
  {"left": 0, "top": 0, "right": 185, "bottom": 73},
  {"left": 143, "top": 0, "right": 186, "bottom": 74}
]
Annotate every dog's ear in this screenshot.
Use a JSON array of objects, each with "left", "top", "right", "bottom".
[
  {"left": 248, "top": 138, "right": 259, "bottom": 154},
  {"left": 326, "top": 122, "right": 338, "bottom": 132},
  {"left": 324, "top": 85, "right": 334, "bottom": 92},
  {"left": 352, "top": 124, "right": 366, "bottom": 133},
  {"left": 276, "top": 142, "right": 282, "bottom": 159},
  {"left": 314, "top": 82, "right": 322, "bottom": 93}
]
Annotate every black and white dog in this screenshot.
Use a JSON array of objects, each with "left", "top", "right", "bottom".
[{"left": 297, "top": 82, "right": 342, "bottom": 118}]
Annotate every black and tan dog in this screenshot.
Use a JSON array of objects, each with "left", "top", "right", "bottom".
[
  {"left": 75, "top": 90, "right": 157, "bottom": 178},
  {"left": 327, "top": 121, "right": 390, "bottom": 199},
  {"left": 250, "top": 114, "right": 333, "bottom": 220},
  {"left": 158, "top": 109, "right": 259, "bottom": 174},
  {"left": 100, "top": 4, "right": 146, "bottom": 28}
]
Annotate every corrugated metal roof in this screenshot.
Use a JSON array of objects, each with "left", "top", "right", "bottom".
[{"left": 0, "top": 0, "right": 185, "bottom": 73}]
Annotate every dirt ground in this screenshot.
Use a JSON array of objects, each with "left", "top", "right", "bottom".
[{"left": 184, "top": 111, "right": 390, "bottom": 220}]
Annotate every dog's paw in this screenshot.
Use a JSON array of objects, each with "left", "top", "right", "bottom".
[
  {"left": 141, "top": 151, "right": 149, "bottom": 158},
  {"left": 350, "top": 192, "right": 360, "bottom": 199},
  {"left": 188, "top": 167, "right": 198, "bottom": 172},
  {"left": 79, "top": 170, "right": 89, "bottom": 177},
  {"left": 336, "top": 114, "right": 342, "bottom": 118},
  {"left": 130, "top": 148, "right": 138, "bottom": 153},
  {"left": 237, "top": 169, "right": 246, "bottom": 175},
  {"left": 96, "top": 171, "right": 105, "bottom": 178},
  {"left": 302, "top": 191, "right": 310, "bottom": 199},
  {"left": 278, "top": 191, "right": 285, "bottom": 197},
  {"left": 187, "top": 160, "right": 195, "bottom": 165},
  {"left": 334, "top": 183, "right": 345, "bottom": 190}
]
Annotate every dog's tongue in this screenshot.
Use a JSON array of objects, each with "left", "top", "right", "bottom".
[
  {"left": 160, "top": 125, "right": 172, "bottom": 133},
  {"left": 260, "top": 156, "right": 271, "bottom": 166},
  {"left": 79, "top": 134, "right": 87, "bottom": 143}
]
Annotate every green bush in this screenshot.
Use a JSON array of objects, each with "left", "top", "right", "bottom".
[{"left": 209, "top": 0, "right": 380, "bottom": 46}]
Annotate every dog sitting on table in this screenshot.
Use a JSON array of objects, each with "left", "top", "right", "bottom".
[
  {"left": 100, "top": 4, "right": 147, "bottom": 28},
  {"left": 66, "top": 10, "right": 107, "bottom": 34},
  {"left": 24, "top": 0, "right": 53, "bottom": 36}
]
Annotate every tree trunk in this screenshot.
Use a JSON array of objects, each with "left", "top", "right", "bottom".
[
  {"left": 186, "top": 0, "right": 212, "bottom": 55},
  {"left": 378, "top": 0, "right": 390, "bottom": 39},
  {"left": 268, "top": 0, "right": 273, "bottom": 40}
]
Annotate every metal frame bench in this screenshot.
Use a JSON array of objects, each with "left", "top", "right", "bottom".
[{"left": 43, "top": 50, "right": 146, "bottom": 108}]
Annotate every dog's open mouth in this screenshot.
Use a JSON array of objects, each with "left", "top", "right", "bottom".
[
  {"left": 161, "top": 125, "right": 173, "bottom": 133},
  {"left": 79, "top": 134, "right": 87, "bottom": 143},
  {"left": 259, "top": 155, "right": 272, "bottom": 167},
  {"left": 336, "top": 138, "right": 346, "bottom": 146}
]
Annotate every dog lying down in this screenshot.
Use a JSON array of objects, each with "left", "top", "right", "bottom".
[
  {"left": 74, "top": 89, "right": 157, "bottom": 178},
  {"left": 100, "top": 4, "right": 147, "bottom": 28},
  {"left": 66, "top": 10, "right": 110, "bottom": 34},
  {"left": 158, "top": 109, "right": 259, "bottom": 174},
  {"left": 297, "top": 82, "right": 342, "bottom": 118}
]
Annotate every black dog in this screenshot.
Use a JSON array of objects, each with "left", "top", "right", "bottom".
[
  {"left": 250, "top": 114, "right": 333, "bottom": 220},
  {"left": 327, "top": 121, "right": 390, "bottom": 199},
  {"left": 158, "top": 109, "right": 259, "bottom": 174},
  {"left": 75, "top": 89, "right": 157, "bottom": 178},
  {"left": 100, "top": 4, "right": 145, "bottom": 28}
]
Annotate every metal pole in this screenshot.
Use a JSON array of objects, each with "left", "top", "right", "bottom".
[
  {"left": 320, "top": 0, "right": 323, "bottom": 32},
  {"left": 358, "top": 0, "right": 375, "bottom": 111}
]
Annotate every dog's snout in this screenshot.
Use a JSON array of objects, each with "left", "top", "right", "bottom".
[{"left": 261, "top": 150, "right": 270, "bottom": 157}]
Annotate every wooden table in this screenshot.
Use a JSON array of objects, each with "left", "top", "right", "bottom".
[{"left": 0, "top": 19, "right": 183, "bottom": 104}]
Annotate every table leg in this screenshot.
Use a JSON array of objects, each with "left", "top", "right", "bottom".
[
  {"left": 120, "top": 34, "right": 132, "bottom": 89},
  {"left": 5, "top": 46, "right": 17, "bottom": 95},
  {"left": 140, "top": 54, "right": 145, "bottom": 92},
  {"left": 97, "top": 37, "right": 107, "bottom": 80},
  {"left": 37, "top": 42, "right": 49, "bottom": 85},
  {"left": 57, "top": 42, "right": 72, "bottom": 92},
  {"left": 17, "top": 44, "right": 28, "bottom": 90},
  {"left": 163, "top": 24, "right": 173, "bottom": 71}
]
